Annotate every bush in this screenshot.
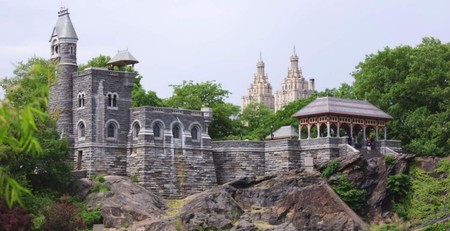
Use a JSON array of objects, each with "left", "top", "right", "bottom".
[
  {"left": 322, "top": 159, "right": 340, "bottom": 178},
  {"left": 0, "top": 200, "right": 32, "bottom": 231},
  {"left": 41, "top": 198, "right": 86, "bottom": 231},
  {"left": 385, "top": 155, "right": 396, "bottom": 165},
  {"left": 131, "top": 175, "right": 138, "bottom": 183},
  {"left": 387, "top": 173, "right": 411, "bottom": 197},
  {"left": 82, "top": 207, "right": 102, "bottom": 227},
  {"left": 330, "top": 173, "right": 366, "bottom": 211}
]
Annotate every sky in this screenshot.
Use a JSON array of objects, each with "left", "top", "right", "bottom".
[{"left": 1, "top": 0, "right": 450, "bottom": 106}]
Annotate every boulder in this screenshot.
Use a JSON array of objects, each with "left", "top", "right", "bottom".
[
  {"left": 84, "top": 176, "right": 167, "bottom": 228},
  {"left": 179, "top": 169, "right": 370, "bottom": 231}
]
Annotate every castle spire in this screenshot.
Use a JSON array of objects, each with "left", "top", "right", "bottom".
[{"left": 256, "top": 52, "right": 265, "bottom": 75}]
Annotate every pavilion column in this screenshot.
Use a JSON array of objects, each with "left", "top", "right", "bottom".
[
  {"left": 363, "top": 125, "right": 366, "bottom": 143},
  {"left": 350, "top": 124, "right": 354, "bottom": 145},
  {"left": 317, "top": 123, "right": 320, "bottom": 138},
  {"left": 337, "top": 122, "right": 340, "bottom": 137},
  {"left": 326, "top": 122, "right": 331, "bottom": 137},
  {"left": 384, "top": 127, "right": 387, "bottom": 140},
  {"left": 298, "top": 125, "right": 302, "bottom": 140},
  {"left": 307, "top": 125, "right": 311, "bottom": 139},
  {"left": 375, "top": 126, "right": 379, "bottom": 140}
]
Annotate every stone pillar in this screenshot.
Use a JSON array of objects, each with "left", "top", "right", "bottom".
[
  {"left": 326, "top": 122, "right": 331, "bottom": 137},
  {"left": 384, "top": 127, "right": 387, "bottom": 140},
  {"left": 350, "top": 124, "right": 353, "bottom": 144}
]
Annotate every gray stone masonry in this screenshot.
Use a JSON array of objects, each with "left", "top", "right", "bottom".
[
  {"left": 73, "top": 68, "right": 135, "bottom": 177},
  {"left": 127, "top": 106, "right": 217, "bottom": 198}
]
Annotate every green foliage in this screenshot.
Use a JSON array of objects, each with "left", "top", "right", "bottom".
[
  {"left": 352, "top": 37, "right": 450, "bottom": 156},
  {"left": 239, "top": 102, "right": 274, "bottom": 140},
  {"left": 0, "top": 200, "right": 32, "bottom": 230},
  {"left": 273, "top": 96, "right": 316, "bottom": 129},
  {"left": 165, "top": 80, "right": 240, "bottom": 139},
  {"left": 393, "top": 160, "right": 450, "bottom": 225},
  {"left": 435, "top": 159, "right": 450, "bottom": 173},
  {"left": 321, "top": 159, "right": 341, "bottom": 178},
  {"left": 421, "top": 220, "right": 450, "bottom": 231},
  {"left": 384, "top": 155, "right": 396, "bottom": 165},
  {"left": 330, "top": 173, "right": 366, "bottom": 211},
  {"left": 387, "top": 173, "right": 411, "bottom": 197},
  {"left": 131, "top": 175, "right": 138, "bottom": 182},
  {"left": 82, "top": 207, "right": 102, "bottom": 227},
  {"left": 78, "top": 54, "right": 110, "bottom": 71}
]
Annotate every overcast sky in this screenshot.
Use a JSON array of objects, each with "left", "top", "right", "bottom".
[{"left": 1, "top": 0, "right": 450, "bottom": 106}]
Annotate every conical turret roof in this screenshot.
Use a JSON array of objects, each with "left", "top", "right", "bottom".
[{"left": 50, "top": 8, "right": 78, "bottom": 41}]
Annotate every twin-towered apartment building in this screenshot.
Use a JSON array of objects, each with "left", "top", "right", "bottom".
[{"left": 242, "top": 49, "right": 315, "bottom": 112}]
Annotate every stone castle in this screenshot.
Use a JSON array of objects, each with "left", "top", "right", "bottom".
[
  {"left": 49, "top": 9, "right": 400, "bottom": 199},
  {"left": 242, "top": 49, "right": 315, "bottom": 112}
]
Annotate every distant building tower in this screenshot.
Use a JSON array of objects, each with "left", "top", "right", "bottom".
[
  {"left": 274, "top": 47, "right": 315, "bottom": 111},
  {"left": 242, "top": 53, "right": 275, "bottom": 111},
  {"left": 49, "top": 7, "right": 78, "bottom": 137}
]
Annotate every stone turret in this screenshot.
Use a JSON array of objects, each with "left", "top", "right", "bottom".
[
  {"left": 49, "top": 7, "right": 78, "bottom": 137},
  {"left": 241, "top": 53, "right": 275, "bottom": 111}
]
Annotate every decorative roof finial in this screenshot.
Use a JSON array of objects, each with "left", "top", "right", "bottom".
[{"left": 293, "top": 45, "right": 297, "bottom": 55}]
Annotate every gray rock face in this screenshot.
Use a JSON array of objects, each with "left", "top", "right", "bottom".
[
  {"left": 85, "top": 176, "right": 167, "bottom": 228},
  {"left": 178, "top": 169, "right": 369, "bottom": 231},
  {"left": 318, "top": 153, "right": 415, "bottom": 224}
]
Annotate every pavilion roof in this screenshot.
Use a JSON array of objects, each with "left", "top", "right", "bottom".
[{"left": 292, "top": 97, "right": 392, "bottom": 120}]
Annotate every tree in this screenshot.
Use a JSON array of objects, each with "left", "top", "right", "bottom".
[
  {"left": 352, "top": 37, "right": 450, "bottom": 156},
  {"left": 0, "top": 57, "right": 70, "bottom": 207},
  {"left": 273, "top": 96, "right": 316, "bottom": 130},
  {"left": 240, "top": 102, "right": 275, "bottom": 140},
  {"left": 165, "top": 80, "right": 240, "bottom": 139},
  {"left": 78, "top": 54, "right": 110, "bottom": 71}
]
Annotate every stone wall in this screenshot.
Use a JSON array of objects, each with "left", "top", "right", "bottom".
[
  {"left": 212, "top": 141, "right": 265, "bottom": 184},
  {"left": 127, "top": 107, "right": 216, "bottom": 198}
]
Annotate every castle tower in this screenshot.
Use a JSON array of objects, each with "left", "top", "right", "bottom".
[
  {"left": 274, "top": 47, "right": 315, "bottom": 111},
  {"left": 49, "top": 8, "right": 78, "bottom": 137},
  {"left": 242, "top": 53, "right": 275, "bottom": 111}
]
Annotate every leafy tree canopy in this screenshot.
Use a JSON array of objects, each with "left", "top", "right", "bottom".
[
  {"left": 352, "top": 37, "right": 450, "bottom": 156},
  {"left": 239, "top": 102, "right": 275, "bottom": 140},
  {"left": 165, "top": 80, "right": 240, "bottom": 139}
]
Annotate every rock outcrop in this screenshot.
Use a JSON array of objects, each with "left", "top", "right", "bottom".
[
  {"left": 318, "top": 153, "right": 415, "bottom": 224},
  {"left": 179, "top": 169, "right": 370, "bottom": 231}
]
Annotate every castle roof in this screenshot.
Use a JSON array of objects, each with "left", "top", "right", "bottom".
[
  {"left": 50, "top": 8, "right": 78, "bottom": 41},
  {"left": 108, "top": 50, "right": 139, "bottom": 67},
  {"left": 292, "top": 97, "right": 392, "bottom": 120}
]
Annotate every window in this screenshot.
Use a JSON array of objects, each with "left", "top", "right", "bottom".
[
  {"left": 78, "top": 122, "right": 85, "bottom": 138},
  {"left": 132, "top": 122, "right": 140, "bottom": 139},
  {"left": 191, "top": 126, "right": 199, "bottom": 140},
  {"left": 153, "top": 123, "right": 162, "bottom": 138},
  {"left": 172, "top": 124, "right": 181, "bottom": 139},
  {"left": 77, "top": 92, "right": 85, "bottom": 108},
  {"left": 107, "top": 123, "right": 116, "bottom": 138},
  {"left": 107, "top": 92, "right": 118, "bottom": 109}
]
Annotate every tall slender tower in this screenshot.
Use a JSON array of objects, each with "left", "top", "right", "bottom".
[
  {"left": 242, "top": 53, "right": 275, "bottom": 111},
  {"left": 274, "top": 47, "right": 314, "bottom": 111},
  {"left": 49, "top": 8, "right": 78, "bottom": 137}
]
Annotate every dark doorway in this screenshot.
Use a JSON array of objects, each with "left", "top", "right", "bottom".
[{"left": 77, "top": 150, "right": 82, "bottom": 170}]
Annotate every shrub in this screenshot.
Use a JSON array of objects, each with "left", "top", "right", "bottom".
[
  {"left": 0, "top": 200, "right": 32, "bottom": 231},
  {"left": 384, "top": 155, "right": 396, "bottom": 165},
  {"left": 331, "top": 173, "right": 366, "bottom": 211},
  {"left": 82, "top": 207, "right": 102, "bottom": 227},
  {"left": 387, "top": 173, "right": 411, "bottom": 197},
  {"left": 131, "top": 175, "right": 138, "bottom": 183},
  {"left": 41, "top": 198, "right": 86, "bottom": 231},
  {"left": 93, "top": 183, "right": 110, "bottom": 193},
  {"left": 322, "top": 159, "right": 340, "bottom": 178}
]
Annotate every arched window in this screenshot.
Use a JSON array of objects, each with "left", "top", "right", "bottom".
[
  {"left": 78, "top": 122, "right": 85, "bottom": 138},
  {"left": 78, "top": 94, "right": 82, "bottom": 107},
  {"left": 107, "top": 123, "right": 116, "bottom": 138},
  {"left": 107, "top": 93, "right": 118, "bottom": 109},
  {"left": 172, "top": 124, "right": 181, "bottom": 139},
  {"left": 81, "top": 93, "right": 85, "bottom": 107},
  {"left": 153, "top": 123, "right": 162, "bottom": 138},
  {"left": 77, "top": 92, "right": 86, "bottom": 108},
  {"left": 133, "top": 122, "right": 140, "bottom": 139},
  {"left": 191, "top": 126, "right": 199, "bottom": 140}
]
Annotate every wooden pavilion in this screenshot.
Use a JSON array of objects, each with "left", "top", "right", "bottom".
[{"left": 292, "top": 97, "right": 392, "bottom": 145}]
